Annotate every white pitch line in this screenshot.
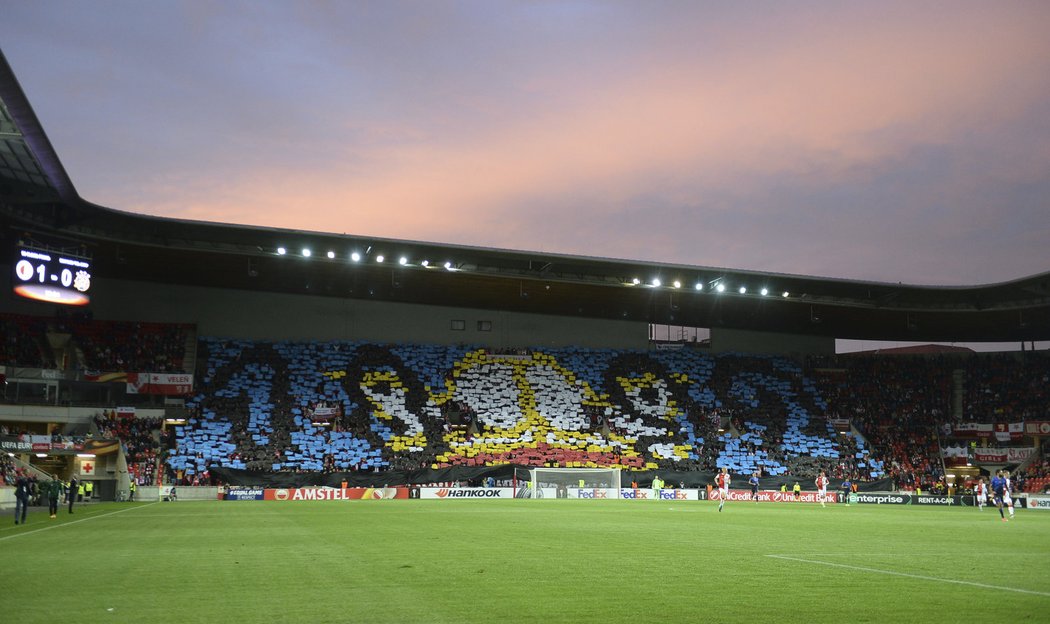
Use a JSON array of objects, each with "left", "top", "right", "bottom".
[
  {"left": 765, "top": 555, "right": 1050, "bottom": 598},
  {"left": 0, "top": 503, "right": 158, "bottom": 542}
]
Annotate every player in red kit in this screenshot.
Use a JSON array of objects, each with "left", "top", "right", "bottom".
[
  {"left": 715, "top": 468, "right": 730, "bottom": 512},
  {"left": 815, "top": 471, "right": 829, "bottom": 508}
]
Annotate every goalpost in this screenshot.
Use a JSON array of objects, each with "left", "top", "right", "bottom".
[{"left": 518, "top": 467, "right": 621, "bottom": 499}]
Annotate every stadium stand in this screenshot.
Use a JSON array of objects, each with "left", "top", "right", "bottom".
[
  {"left": 4, "top": 314, "right": 1048, "bottom": 492},
  {"left": 0, "top": 314, "right": 51, "bottom": 368},
  {"left": 962, "top": 352, "right": 1050, "bottom": 422},
  {"left": 165, "top": 339, "right": 876, "bottom": 483},
  {"left": 0, "top": 313, "right": 191, "bottom": 373},
  {"left": 807, "top": 355, "right": 949, "bottom": 491},
  {"left": 1, "top": 451, "right": 17, "bottom": 486},
  {"left": 58, "top": 319, "right": 190, "bottom": 373},
  {"left": 93, "top": 410, "right": 162, "bottom": 485}
]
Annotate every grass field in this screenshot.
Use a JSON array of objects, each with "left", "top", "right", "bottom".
[{"left": 3, "top": 499, "right": 1049, "bottom": 623}]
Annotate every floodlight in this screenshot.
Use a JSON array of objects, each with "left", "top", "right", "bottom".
[
  {"left": 739, "top": 286, "right": 747, "bottom": 294},
  {"left": 375, "top": 255, "right": 385, "bottom": 263},
  {"left": 276, "top": 247, "right": 287, "bottom": 255},
  {"left": 694, "top": 283, "right": 703, "bottom": 291},
  {"left": 351, "top": 252, "right": 361, "bottom": 262},
  {"left": 399, "top": 257, "right": 408, "bottom": 266},
  {"left": 716, "top": 283, "right": 726, "bottom": 293},
  {"left": 782, "top": 291, "right": 790, "bottom": 298},
  {"left": 760, "top": 288, "right": 769, "bottom": 296},
  {"left": 302, "top": 248, "right": 312, "bottom": 257},
  {"left": 632, "top": 278, "right": 640, "bottom": 285},
  {"left": 652, "top": 278, "right": 662, "bottom": 287},
  {"left": 326, "top": 251, "right": 335, "bottom": 259},
  {"left": 421, "top": 260, "right": 429, "bottom": 267},
  {"left": 672, "top": 280, "right": 681, "bottom": 289}
]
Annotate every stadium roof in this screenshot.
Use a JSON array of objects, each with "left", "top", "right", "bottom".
[{"left": 2, "top": 48, "right": 1048, "bottom": 343}]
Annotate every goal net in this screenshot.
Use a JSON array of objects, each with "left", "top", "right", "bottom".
[{"left": 521, "top": 467, "right": 622, "bottom": 499}]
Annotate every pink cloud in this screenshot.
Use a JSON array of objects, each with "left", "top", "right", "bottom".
[{"left": 111, "top": 4, "right": 1050, "bottom": 279}]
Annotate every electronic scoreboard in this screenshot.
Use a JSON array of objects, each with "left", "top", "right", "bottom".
[{"left": 13, "top": 244, "right": 93, "bottom": 305}]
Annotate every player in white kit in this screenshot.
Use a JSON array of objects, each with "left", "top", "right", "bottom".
[
  {"left": 815, "top": 471, "right": 829, "bottom": 508},
  {"left": 715, "top": 468, "right": 730, "bottom": 512},
  {"left": 975, "top": 478, "right": 987, "bottom": 511}
]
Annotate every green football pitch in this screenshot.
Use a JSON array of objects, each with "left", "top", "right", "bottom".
[{"left": 3, "top": 499, "right": 1048, "bottom": 624}]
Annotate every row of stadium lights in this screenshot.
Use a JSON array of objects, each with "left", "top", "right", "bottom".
[
  {"left": 275, "top": 246, "right": 458, "bottom": 271},
  {"left": 627, "top": 277, "right": 788, "bottom": 298},
  {"left": 274, "top": 246, "right": 788, "bottom": 297}
]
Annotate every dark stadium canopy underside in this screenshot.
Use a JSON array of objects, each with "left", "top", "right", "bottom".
[{"left": 1, "top": 50, "right": 1048, "bottom": 343}]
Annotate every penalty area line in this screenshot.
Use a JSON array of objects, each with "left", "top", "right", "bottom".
[
  {"left": 0, "top": 503, "right": 159, "bottom": 542},
  {"left": 765, "top": 555, "right": 1050, "bottom": 598}
]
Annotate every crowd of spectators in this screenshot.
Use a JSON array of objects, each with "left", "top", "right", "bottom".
[
  {"left": 0, "top": 313, "right": 191, "bottom": 373},
  {"left": 1013, "top": 440, "right": 1050, "bottom": 493},
  {"left": 807, "top": 355, "right": 951, "bottom": 491},
  {"left": 0, "top": 314, "right": 50, "bottom": 368},
  {"left": 171, "top": 342, "right": 856, "bottom": 479},
  {"left": 94, "top": 410, "right": 163, "bottom": 485},
  {"left": 0, "top": 453, "right": 18, "bottom": 486},
  {"left": 7, "top": 332, "right": 1049, "bottom": 492},
  {"left": 68, "top": 320, "right": 189, "bottom": 373},
  {"left": 962, "top": 352, "right": 1050, "bottom": 423}
]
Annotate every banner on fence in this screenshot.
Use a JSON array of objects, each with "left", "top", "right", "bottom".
[
  {"left": 973, "top": 447, "right": 1035, "bottom": 463},
  {"left": 1025, "top": 421, "right": 1050, "bottom": 436},
  {"left": 262, "top": 487, "right": 410, "bottom": 501},
  {"left": 1026, "top": 495, "right": 1050, "bottom": 510},
  {"left": 126, "top": 373, "right": 194, "bottom": 395}
]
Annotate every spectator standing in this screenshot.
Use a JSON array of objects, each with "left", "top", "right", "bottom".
[
  {"left": 67, "top": 475, "right": 78, "bottom": 514},
  {"left": 14, "top": 471, "right": 31, "bottom": 525},
  {"left": 45, "top": 474, "right": 63, "bottom": 518}
]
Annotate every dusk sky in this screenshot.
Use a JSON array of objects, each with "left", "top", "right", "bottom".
[{"left": 2, "top": 1, "right": 1050, "bottom": 289}]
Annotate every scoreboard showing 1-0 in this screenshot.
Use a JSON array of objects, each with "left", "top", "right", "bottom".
[{"left": 13, "top": 244, "right": 93, "bottom": 305}]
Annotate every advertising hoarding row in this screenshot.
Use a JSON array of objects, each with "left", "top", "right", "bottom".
[{"left": 218, "top": 486, "right": 1042, "bottom": 509}]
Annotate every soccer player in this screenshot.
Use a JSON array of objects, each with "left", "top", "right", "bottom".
[
  {"left": 1002, "top": 470, "right": 1016, "bottom": 520},
  {"left": 792, "top": 481, "right": 802, "bottom": 501},
  {"left": 840, "top": 477, "right": 852, "bottom": 506},
  {"left": 815, "top": 471, "right": 829, "bottom": 508},
  {"left": 749, "top": 472, "right": 760, "bottom": 503},
  {"left": 990, "top": 471, "right": 1007, "bottom": 521},
  {"left": 974, "top": 478, "right": 987, "bottom": 511},
  {"left": 715, "top": 468, "right": 730, "bottom": 512}
]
